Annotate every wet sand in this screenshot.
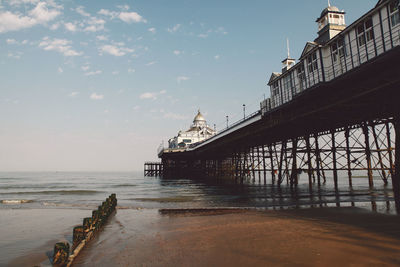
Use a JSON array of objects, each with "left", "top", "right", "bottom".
[{"left": 73, "top": 207, "right": 400, "bottom": 267}]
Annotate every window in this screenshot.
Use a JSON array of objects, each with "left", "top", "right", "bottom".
[
  {"left": 357, "top": 18, "right": 374, "bottom": 46},
  {"left": 390, "top": 0, "right": 400, "bottom": 27},
  {"left": 365, "top": 18, "right": 374, "bottom": 42},
  {"left": 271, "top": 82, "right": 279, "bottom": 96},
  {"left": 307, "top": 52, "right": 318, "bottom": 73},
  {"left": 282, "top": 75, "right": 293, "bottom": 102},
  {"left": 331, "top": 38, "right": 346, "bottom": 62},
  {"left": 338, "top": 38, "right": 346, "bottom": 57},
  {"left": 183, "top": 139, "right": 192, "bottom": 143},
  {"left": 297, "top": 64, "right": 306, "bottom": 91},
  {"left": 357, "top": 24, "right": 366, "bottom": 46}
]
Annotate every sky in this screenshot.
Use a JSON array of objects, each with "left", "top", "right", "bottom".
[{"left": 0, "top": 0, "right": 377, "bottom": 172}]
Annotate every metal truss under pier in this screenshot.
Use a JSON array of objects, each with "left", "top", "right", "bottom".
[
  {"left": 158, "top": 45, "right": 400, "bottom": 211},
  {"left": 144, "top": 162, "right": 163, "bottom": 176}
]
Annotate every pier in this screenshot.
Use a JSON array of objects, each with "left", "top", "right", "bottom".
[{"left": 153, "top": 0, "right": 400, "bottom": 210}]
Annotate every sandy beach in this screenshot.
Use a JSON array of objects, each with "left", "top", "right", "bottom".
[{"left": 70, "top": 207, "right": 400, "bottom": 267}]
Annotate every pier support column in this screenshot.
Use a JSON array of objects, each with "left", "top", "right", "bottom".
[
  {"left": 262, "top": 145, "right": 267, "bottom": 184},
  {"left": 386, "top": 121, "right": 395, "bottom": 178},
  {"left": 305, "top": 135, "right": 313, "bottom": 190},
  {"left": 363, "top": 124, "right": 374, "bottom": 188},
  {"left": 269, "top": 145, "right": 276, "bottom": 184},
  {"left": 345, "top": 127, "right": 353, "bottom": 188},
  {"left": 257, "top": 146, "right": 261, "bottom": 183},
  {"left": 290, "top": 138, "right": 298, "bottom": 186},
  {"left": 393, "top": 117, "right": 400, "bottom": 213},
  {"left": 331, "top": 130, "right": 338, "bottom": 191},
  {"left": 314, "top": 133, "right": 321, "bottom": 186},
  {"left": 278, "top": 141, "right": 286, "bottom": 185}
]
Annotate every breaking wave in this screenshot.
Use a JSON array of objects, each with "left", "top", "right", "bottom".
[
  {"left": 1, "top": 199, "right": 34, "bottom": 204},
  {"left": 1, "top": 190, "right": 103, "bottom": 195}
]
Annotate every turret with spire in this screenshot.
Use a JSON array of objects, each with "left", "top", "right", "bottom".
[
  {"left": 315, "top": 1, "right": 346, "bottom": 44},
  {"left": 281, "top": 38, "right": 295, "bottom": 73}
]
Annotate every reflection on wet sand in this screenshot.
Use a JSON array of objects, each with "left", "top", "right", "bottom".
[{"left": 74, "top": 207, "right": 400, "bottom": 267}]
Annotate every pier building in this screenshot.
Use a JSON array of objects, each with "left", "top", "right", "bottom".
[
  {"left": 167, "top": 110, "right": 216, "bottom": 149},
  {"left": 261, "top": 0, "right": 400, "bottom": 115}
]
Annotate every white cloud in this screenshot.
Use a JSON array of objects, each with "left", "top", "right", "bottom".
[
  {"left": 177, "top": 76, "right": 190, "bottom": 83},
  {"left": 163, "top": 112, "right": 187, "bottom": 120},
  {"left": 100, "top": 44, "right": 134, "bottom": 57},
  {"left": 6, "top": 38, "right": 17, "bottom": 44},
  {"left": 39, "top": 37, "right": 82, "bottom": 56},
  {"left": 83, "top": 17, "right": 105, "bottom": 32},
  {"left": 50, "top": 22, "right": 60, "bottom": 30},
  {"left": 98, "top": 9, "right": 146, "bottom": 24},
  {"left": 69, "top": 92, "right": 79, "bottom": 97},
  {"left": 84, "top": 70, "right": 102, "bottom": 76},
  {"left": 145, "top": 61, "right": 156, "bottom": 66},
  {"left": 139, "top": 90, "right": 166, "bottom": 100},
  {"left": 0, "top": 1, "right": 61, "bottom": 33},
  {"left": 148, "top": 27, "right": 156, "bottom": 33},
  {"left": 100, "top": 45, "right": 123, "bottom": 56},
  {"left": 29, "top": 2, "right": 60, "bottom": 23},
  {"left": 117, "top": 5, "right": 130, "bottom": 11},
  {"left": 98, "top": 9, "right": 117, "bottom": 18},
  {"left": 58, "top": 67, "right": 63, "bottom": 73},
  {"left": 119, "top": 11, "right": 146, "bottom": 23},
  {"left": 0, "top": 11, "right": 36, "bottom": 33},
  {"left": 9, "top": 0, "right": 39, "bottom": 6},
  {"left": 173, "top": 50, "right": 182, "bottom": 55},
  {"left": 214, "top": 55, "right": 220, "bottom": 60},
  {"left": 140, "top": 92, "right": 157, "bottom": 100},
  {"left": 112, "top": 70, "right": 119, "bottom": 75},
  {"left": 198, "top": 33, "right": 208, "bottom": 38},
  {"left": 128, "top": 68, "right": 135, "bottom": 73},
  {"left": 132, "top": 105, "right": 140, "bottom": 111},
  {"left": 8, "top": 51, "right": 23, "bottom": 59},
  {"left": 96, "top": 35, "right": 107, "bottom": 41},
  {"left": 81, "top": 65, "right": 90, "bottom": 71},
  {"left": 216, "top": 26, "right": 228, "bottom": 35},
  {"left": 6, "top": 38, "right": 28, "bottom": 45},
  {"left": 167, "top": 24, "right": 180, "bottom": 33},
  {"left": 64, "top": 22, "right": 76, "bottom": 32},
  {"left": 90, "top": 93, "right": 104, "bottom": 100},
  {"left": 75, "top": 6, "right": 90, "bottom": 17}
]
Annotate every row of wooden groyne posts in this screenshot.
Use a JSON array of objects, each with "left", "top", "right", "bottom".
[{"left": 52, "top": 194, "right": 117, "bottom": 267}]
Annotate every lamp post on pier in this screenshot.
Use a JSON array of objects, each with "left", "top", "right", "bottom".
[
  {"left": 226, "top": 116, "right": 229, "bottom": 129},
  {"left": 243, "top": 104, "right": 246, "bottom": 119}
]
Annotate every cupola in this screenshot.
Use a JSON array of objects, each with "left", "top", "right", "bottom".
[
  {"left": 193, "top": 110, "right": 206, "bottom": 127},
  {"left": 315, "top": 1, "right": 346, "bottom": 44}
]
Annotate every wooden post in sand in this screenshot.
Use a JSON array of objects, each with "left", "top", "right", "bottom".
[
  {"left": 53, "top": 242, "right": 69, "bottom": 266},
  {"left": 53, "top": 194, "right": 117, "bottom": 267}
]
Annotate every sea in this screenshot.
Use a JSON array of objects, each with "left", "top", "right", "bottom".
[{"left": 0, "top": 171, "right": 396, "bottom": 266}]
